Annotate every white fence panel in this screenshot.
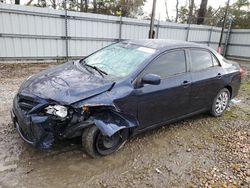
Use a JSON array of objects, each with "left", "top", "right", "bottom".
[
  {"left": 0, "top": 3, "right": 249, "bottom": 61},
  {"left": 227, "top": 29, "right": 250, "bottom": 59},
  {"left": 121, "top": 18, "right": 149, "bottom": 39}
]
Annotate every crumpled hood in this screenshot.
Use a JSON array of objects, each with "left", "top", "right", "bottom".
[{"left": 19, "top": 61, "right": 114, "bottom": 104}]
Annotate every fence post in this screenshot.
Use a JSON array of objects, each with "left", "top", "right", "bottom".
[
  {"left": 64, "top": 0, "right": 69, "bottom": 61},
  {"left": 156, "top": 19, "right": 160, "bottom": 39},
  {"left": 208, "top": 26, "right": 213, "bottom": 47},
  {"left": 186, "top": 24, "right": 190, "bottom": 41},
  {"left": 119, "top": 16, "right": 122, "bottom": 41}
]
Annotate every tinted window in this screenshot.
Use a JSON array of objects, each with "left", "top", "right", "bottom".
[
  {"left": 144, "top": 50, "right": 186, "bottom": 78},
  {"left": 190, "top": 50, "right": 213, "bottom": 71}
]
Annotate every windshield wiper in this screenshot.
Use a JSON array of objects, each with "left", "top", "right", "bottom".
[
  {"left": 86, "top": 64, "right": 108, "bottom": 78},
  {"left": 79, "top": 59, "right": 108, "bottom": 77}
]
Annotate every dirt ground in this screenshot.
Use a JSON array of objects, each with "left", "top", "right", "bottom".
[{"left": 0, "top": 61, "right": 249, "bottom": 188}]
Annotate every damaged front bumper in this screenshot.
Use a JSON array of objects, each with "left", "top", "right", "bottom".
[
  {"left": 11, "top": 95, "right": 56, "bottom": 149},
  {"left": 11, "top": 93, "right": 84, "bottom": 149},
  {"left": 11, "top": 111, "right": 55, "bottom": 149},
  {"left": 12, "top": 92, "right": 138, "bottom": 150}
]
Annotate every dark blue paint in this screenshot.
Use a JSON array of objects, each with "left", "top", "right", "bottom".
[{"left": 11, "top": 39, "right": 242, "bottom": 149}]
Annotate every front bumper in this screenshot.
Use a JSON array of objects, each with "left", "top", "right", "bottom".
[
  {"left": 11, "top": 93, "right": 95, "bottom": 149},
  {"left": 11, "top": 94, "right": 55, "bottom": 149},
  {"left": 11, "top": 110, "right": 34, "bottom": 145}
]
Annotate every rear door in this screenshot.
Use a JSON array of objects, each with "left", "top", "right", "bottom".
[
  {"left": 188, "top": 49, "right": 225, "bottom": 112},
  {"left": 135, "top": 49, "right": 192, "bottom": 129}
]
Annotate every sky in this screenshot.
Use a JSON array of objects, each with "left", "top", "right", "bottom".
[{"left": 144, "top": 0, "right": 238, "bottom": 20}]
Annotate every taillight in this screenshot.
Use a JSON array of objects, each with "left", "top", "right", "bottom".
[{"left": 240, "top": 67, "right": 244, "bottom": 77}]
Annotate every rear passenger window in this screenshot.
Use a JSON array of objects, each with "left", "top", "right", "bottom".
[
  {"left": 144, "top": 50, "right": 186, "bottom": 78},
  {"left": 190, "top": 50, "right": 213, "bottom": 71}
]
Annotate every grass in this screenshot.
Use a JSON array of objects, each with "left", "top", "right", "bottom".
[{"left": 240, "top": 82, "right": 250, "bottom": 91}]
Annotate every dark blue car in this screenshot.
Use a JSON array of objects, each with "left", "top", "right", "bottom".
[{"left": 11, "top": 39, "right": 243, "bottom": 157}]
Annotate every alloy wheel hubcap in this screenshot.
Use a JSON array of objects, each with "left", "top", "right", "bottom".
[{"left": 215, "top": 91, "right": 229, "bottom": 114}]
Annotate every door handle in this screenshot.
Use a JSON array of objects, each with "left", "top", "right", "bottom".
[
  {"left": 217, "top": 73, "right": 222, "bottom": 79},
  {"left": 182, "top": 80, "right": 190, "bottom": 87}
]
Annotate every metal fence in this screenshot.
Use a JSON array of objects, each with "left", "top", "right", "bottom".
[
  {"left": 0, "top": 3, "right": 249, "bottom": 62},
  {"left": 226, "top": 29, "right": 250, "bottom": 60}
]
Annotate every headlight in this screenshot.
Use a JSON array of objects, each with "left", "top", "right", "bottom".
[{"left": 45, "top": 105, "right": 68, "bottom": 118}]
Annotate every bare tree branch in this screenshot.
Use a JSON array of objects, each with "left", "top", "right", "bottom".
[
  {"left": 164, "top": 0, "right": 170, "bottom": 20},
  {"left": 26, "top": 0, "right": 33, "bottom": 6}
]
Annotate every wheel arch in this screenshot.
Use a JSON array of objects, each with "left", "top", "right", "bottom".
[
  {"left": 225, "top": 85, "right": 232, "bottom": 98},
  {"left": 83, "top": 105, "right": 138, "bottom": 137}
]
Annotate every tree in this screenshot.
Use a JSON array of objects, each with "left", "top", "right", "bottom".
[
  {"left": 178, "top": 2, "right": 198, "bottom": 24},
  {"left": 175, "top": 0, "right": 179, "bottom": 22},
  {"left": 88, "top": 0, "right": 145, "bottom": 17},
  {"left": 173, "top": 0, "right": 249, "bottom": 28},
  {"left": 93, "top": 0, "right": 97, "bottom": 13},
  {"left": 51, "top": 0, "right": 56, "bottom": 9},
  {"left": 68, "top": 0, "right": 78, "bottom": 10},
  {"left": 80, "top": 0, "right": 84, "bottom": 11},
  {"left": 164, "top": 0, "right": 170, "bottom": 21},
  {"left": 26, "top": 0, "right": 34, "bottom": 6},
  {"left": 1, "top": 0, "right": 147, "bottom": 19},
  {"left": 84, "top": 0, "right": 88, "bottom": 12},
  {"left": 35, "top": 0, "right": 47, "bottom": 7},
  {"left": 188, "top": 0, "right": 194, "bottom": 24},
  {"left": 205, "top": 0, "right": 250, "bottom": 28},
  {"left": 229, "top": 0, "right": 250, "bottom": 28},
  {"left": 197, "top": 0, "right": 208, "bottom": 24},
  {"left": 178, "top": 5, "right": 189, "bottom": 23}
]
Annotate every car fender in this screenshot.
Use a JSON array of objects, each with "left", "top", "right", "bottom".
[{"left": 92, "top": 109, "right": 138, "bottom": 137}]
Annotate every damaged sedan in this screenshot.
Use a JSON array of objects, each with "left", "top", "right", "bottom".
[{"left": 11, "top": 39, "right": 242, "bottom": 157}]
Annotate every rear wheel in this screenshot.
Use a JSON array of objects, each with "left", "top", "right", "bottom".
[
  {"left": 82, "top": 126, "right": 128, "bottom": 158},
  {"left": 210, "top": 88, "right": 230, "bottom": 117}
]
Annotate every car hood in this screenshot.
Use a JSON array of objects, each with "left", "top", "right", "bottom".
[{"left": 19, "top": 61, "right": 115, "bottom": 104}]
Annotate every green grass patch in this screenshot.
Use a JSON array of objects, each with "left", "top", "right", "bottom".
[{"left": 240, "top": 82, "right": 250, "bottom": 91}]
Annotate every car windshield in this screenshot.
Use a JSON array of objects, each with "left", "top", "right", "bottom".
[{"left": 81, "top": 43, "right": 156, "bottom": 78}]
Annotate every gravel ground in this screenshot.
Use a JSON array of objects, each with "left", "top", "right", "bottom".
[{"left": 0, "top": 61, "right": 249, "bottom": 188}]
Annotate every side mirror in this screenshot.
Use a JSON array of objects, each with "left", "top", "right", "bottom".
[{"left": 141, "top": 74, "right": 161, "bottom": 85}]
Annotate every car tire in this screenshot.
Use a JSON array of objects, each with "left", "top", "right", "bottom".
[
  {"left": 210, "top": 88, "right": 230, "bottom": 117},
  {"left": 82, "top": 125, "right": 128, "bottom": 158}
]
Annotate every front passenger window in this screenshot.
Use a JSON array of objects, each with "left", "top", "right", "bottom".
[
  {"left": 190, "top": 50, "right": 213, "bottom": 71},
  {"left": 143, "top": 50, "right": 186, "bottom": 78}
]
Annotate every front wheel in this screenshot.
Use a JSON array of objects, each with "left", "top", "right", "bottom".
[
  {"left": 210, "top": 88, "right": 230, "bottom": 117},
  {"left": 82, "top": 126, "right": 128, "bottom": 158}
]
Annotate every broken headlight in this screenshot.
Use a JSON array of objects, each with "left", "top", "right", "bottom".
[{"left": 45, "top": 105, "right": 68, "bottom": 118}]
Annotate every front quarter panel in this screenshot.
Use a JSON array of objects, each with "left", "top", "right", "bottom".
[{"left": 72, "top": 81, "right": 139, "bottom": 137}]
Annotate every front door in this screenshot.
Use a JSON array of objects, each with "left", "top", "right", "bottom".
[{"left": 135, "top": 49, "right": 192, "bottom": 129}]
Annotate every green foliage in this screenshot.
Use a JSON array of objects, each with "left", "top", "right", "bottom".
[
  {"left": 178, "top": 0, "right": 250, "bottom": 29},
  {"left": 230, "top": 0, "right": 250, "bottom": 28},
  {"left": 90, "top": 0, "right": 145, "bottom": 17},
  {"left": 34, "top": 0, "right": 47, "bottom": 7},
  {"left": 178, "top": 4, "right": 198, "bottom": 24},
  {"left": 178, "top": 6, "right": 189, "bottom": 23},
  {"left": 68, "top": 0, "right": 79, "bottom": 11},
  {"left": 29, "top": 0, "right": 145, "bottom": 18}
]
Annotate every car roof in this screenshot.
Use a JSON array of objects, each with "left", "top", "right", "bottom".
[{"left": 124, "top": 39, "right": 206, "bottom": 50}]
